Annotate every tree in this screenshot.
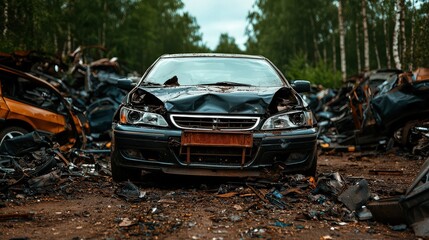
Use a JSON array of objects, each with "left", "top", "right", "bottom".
[
  {"left": 338, "top": 0, "right": 347, "bottom": 81},
  {"left": 413, "top": 1, "right": 429, "bottom": 67},
  {"left": 0, "top": 0, "right": 207, "bottom": 73},
  {"left": 214, "top": 33, "right": 242, "bottom": 53},
  {"left": 2, "top": 0, "right": 8, "bottom": 37},
  {"left": 2, "top": 0, "right": 428, "bottom": 82},
  {"left": 393, "top": 0, "right": 402, "bottom": 69},
  {"left": 355, "top": 21, "right": 362, "bottom": 72},
  {"left": 378, "top": 1, "right": 393, "bottom": 69},
  {"left": 361, "top": 0, "right": 370, "bottom": 72}
]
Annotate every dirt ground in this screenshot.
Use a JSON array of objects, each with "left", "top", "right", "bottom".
[{"left": 0, "top": 148, "right": 426, "bottom": 240}]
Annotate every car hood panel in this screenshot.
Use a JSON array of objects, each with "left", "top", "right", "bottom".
[{"left": 136, "top": 86, "right": 291, "bottom": 114}]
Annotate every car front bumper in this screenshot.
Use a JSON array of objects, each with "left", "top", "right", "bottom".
[{"left": 111, "top": 124, "right": 318, "bottom": 177}]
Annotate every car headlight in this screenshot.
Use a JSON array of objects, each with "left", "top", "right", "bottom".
[
  {"left": 120, "top": 107, "right": 168, "bottom": 127},
  {"left": 261, "top": 111, "right": 314, "bottom": 130}
]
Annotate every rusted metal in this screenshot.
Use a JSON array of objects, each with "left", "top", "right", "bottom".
[
  {"left": 216, "top": 192, "right": 239, "bottom": 198},
  {"left": 180, "top": 131, "right": 253, "bottom": 166},
  {"left": 54, "top": 149, "right": 70, "bottom": 166},
  {"left": 246, "top": 183, "right": 269, "bottom": 204}
]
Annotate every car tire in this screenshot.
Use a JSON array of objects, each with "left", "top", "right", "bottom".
[
  {"left": 0, "top": 126, "right": 29, "bottom": 148},
  {"left": 304, "top": 155, "right": 317, "bottom": 177},
  {"left": 110, "top": 156, "right": 141, "bottom": 182}
]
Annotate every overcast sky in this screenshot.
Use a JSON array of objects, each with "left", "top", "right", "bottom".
[{"left": 181, "top": 0, "right": 255, "bottom": 50}]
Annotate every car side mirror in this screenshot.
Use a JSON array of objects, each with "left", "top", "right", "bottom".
[
  {"left": 291, "top": 80, "right": 311, "bottom": 93},
  {"left": 103, "top": 77, "right": 136, "bottom": 91},
  {"left": 117, "top": 78, "right": 136, "bottom": 91}
]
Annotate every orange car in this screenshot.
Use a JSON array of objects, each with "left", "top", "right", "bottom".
[{"left": 0, "top": 65, "right": 87, "bottom": 149}]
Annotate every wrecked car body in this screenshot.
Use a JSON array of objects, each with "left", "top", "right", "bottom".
[
  {"left": 319, "top": 68, "right": 429, "bottom": 153},
  {"left": 110, "top": 54, "right": 318, "bottom": 181},
  {"left": 371, "top": 68, "right": 429, "bottom": 149},
  {"left": 0, "top": 65, "right": 87, "bottom": 149}
]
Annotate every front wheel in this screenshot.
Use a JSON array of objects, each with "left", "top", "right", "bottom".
[
  {"left": 110, "top": 152, "right": 142, "bottom": 182},
  {"left": 0, "top": 126, "right": 29, "bottom": 148},
  {"left": 304, "top": 155, "right": 318, "bottom": 177}
]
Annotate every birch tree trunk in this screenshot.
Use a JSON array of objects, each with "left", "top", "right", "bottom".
[
  {"left": 410, "top": 0, "right": 415, "bottom": 70},
  {"left": 362, "top": 0, "right": 370, "bottom": 72},
  {"left": 400, "top": 0, "right": 407, "bottom": 66},
  {"left": 393, "top": 0, "right": 402, "bottom": 69},
  {"left": 3, "top": 0, "right": 8, "bottom": 37},
  {"left": 383, "top": 16, "right": 392, "bottom": 68},
  {"left": 338, "top": 0, "right": 347, "bottom": 81},
  {"left": 355, "top": 21, "right": 362, "bottom": 72}
]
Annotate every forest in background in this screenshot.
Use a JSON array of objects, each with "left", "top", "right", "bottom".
[{"left": 0, "top": 0, "right": 428, "bottom": 87}]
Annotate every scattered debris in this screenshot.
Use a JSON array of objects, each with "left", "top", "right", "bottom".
[
  {"left": 338, "top": 179, "right": 370, "bottom": 212},
  {"left": 115, "top": 181, "right": 146, "bottom": 202}
]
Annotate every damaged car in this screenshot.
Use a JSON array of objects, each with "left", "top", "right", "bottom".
[
  {"left": 110, "top": 54, "right": 318, "bottom": 181},
  {"left": 0, "top": 65, "right": 87, "bottom": 149}
]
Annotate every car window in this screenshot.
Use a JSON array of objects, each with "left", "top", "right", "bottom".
[
  {"left": 0, "top": 71, "right": 67, "bottom": 114},
  {"left": 143, "top": 57, "right": 285, "bottom": 87}
]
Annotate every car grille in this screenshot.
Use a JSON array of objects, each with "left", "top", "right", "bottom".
[{"left": 170, "top": 114, "right": 260, "bottom": 131}]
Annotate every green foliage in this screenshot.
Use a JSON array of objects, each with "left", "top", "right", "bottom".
[
  {"left": 413, "top": 1, "right": 429, "bottom": 68},
  {"left": 214, "top": 33, "right": 242, "bottom": 53},
  {"left": 0, "top": 0, "right": 208, "bottom": 73},
  {"left": 246, "top": 0, "right": 337, "bottom": 66},
  {"left": 245, "top": 0, "right": 429, "bottom": 87},
  {"left": 1, "top": 0, "right": 428, "bottom": 77},
  {"left": 286, "top": 53, "right": 342, "bottom": 89}
]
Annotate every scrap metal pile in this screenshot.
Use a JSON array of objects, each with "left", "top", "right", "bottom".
[
  {"left": 308, "top": 68, "right": 429, "bottom": 157},
  {"left": 0, "top": 48, "right": 133, "bottom": 203}
]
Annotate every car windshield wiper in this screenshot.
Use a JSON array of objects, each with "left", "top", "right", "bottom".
[
  {"left": 200, "top": 81, "right": 252, "bottom": 86},
  {"left": 141, "top": 81, "right": 162, "bottom": 86}
]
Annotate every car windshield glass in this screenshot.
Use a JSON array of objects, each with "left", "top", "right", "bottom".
[{"left": 142, "top": 57, "right": 285, "bottom": 87}]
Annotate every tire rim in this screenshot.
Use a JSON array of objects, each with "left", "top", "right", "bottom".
[{"left": 0, "top": 130, "right": 26, "bottom": 147}]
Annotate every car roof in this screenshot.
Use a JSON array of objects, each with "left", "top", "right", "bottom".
[
  {"left": 369, "top": 71, "right": 399, "bottom": 81},
  {"left": 160, "top": 53, "right": 266, "bottom": 60},
  {"left": 0, "top": 64, "right": 59, "bottom": 90}
]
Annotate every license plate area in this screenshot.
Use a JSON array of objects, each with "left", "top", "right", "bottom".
[{"left": 180, "top": 131, "right": 253, "bottom": 165}]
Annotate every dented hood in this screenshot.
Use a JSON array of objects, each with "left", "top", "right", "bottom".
[{"left": 134, "top": 86, "right": 294, "bottom": 114}]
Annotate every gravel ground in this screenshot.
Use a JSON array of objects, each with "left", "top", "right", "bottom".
[{"left": 0, "top": 149, "right": 425, "bottom": 240}]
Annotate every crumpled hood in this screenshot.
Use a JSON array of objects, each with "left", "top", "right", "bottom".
[{"left": 135, "top": 86, "right": 294, "bottom": 114}]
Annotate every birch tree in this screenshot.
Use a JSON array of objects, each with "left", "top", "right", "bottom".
[
  {"left": 338, "top": 0, "right": 347, "bottom": 81},
  {"left": 361, "top": 0, "right": 370, "bottom": 71},
  {"left": 2, "top": 0, "right": 8, "bottom": 37},
  {"left": 400, "top": 0, "right": 407, "bottom": 67},
  {"left": 409, "top": 0, "right": 415, "bottom": 69},
  {"left": 393, "top": 0, "right": 402, "bottom": 69}
]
